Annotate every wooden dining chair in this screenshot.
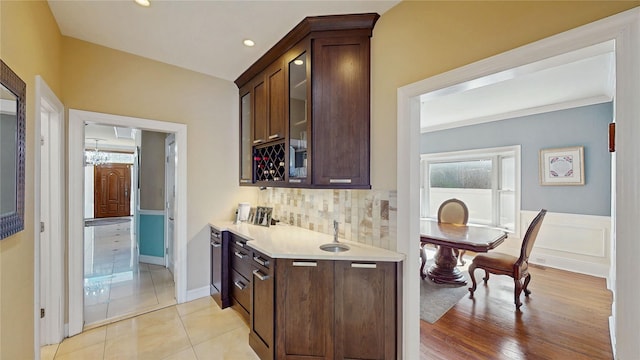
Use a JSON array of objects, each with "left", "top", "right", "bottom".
[
  {"left": 468, "top": 209, "right": 547, "bottom": 310},
  {"left": 437, "top": 198, "right": 469, "bottom": 265}
]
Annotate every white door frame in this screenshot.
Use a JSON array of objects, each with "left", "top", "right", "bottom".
[
  {"left": 397, "top": 9, "right": 639, "bottom": 359},
  {"left": 34, "top": 76, "right": 65, "bottom": 354},
  {"left": 68, "top": 109, "right": 188, "bottom": 336}
]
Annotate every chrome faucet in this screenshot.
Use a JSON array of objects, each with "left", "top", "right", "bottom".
[{"left": 333, "top": 220, "right": 339, "bottom": 243}]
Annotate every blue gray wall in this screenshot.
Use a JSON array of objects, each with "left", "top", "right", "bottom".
[{"left": 421, "top": 102, "right": 612, "bottom": 216}]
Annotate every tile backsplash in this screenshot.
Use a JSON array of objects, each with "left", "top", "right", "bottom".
[{"left": 257, "top": 188, "right": 397, "bottom": 251}]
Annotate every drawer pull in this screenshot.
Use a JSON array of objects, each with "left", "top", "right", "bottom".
[
  {"left": 240, "top": 179, "right": 251, "bottom": 183},
  {"left": 234, "top": 281, "right": 246, "bottom": 290},
  {"left": 211, "top": 232, "right": 221, "bottom": 239},
  {"left": 235, "top": 251, "right": 246, "bottom": 259},
  {"left": 235, "top": 241, "right": 245, "bottom": 248},
  {"left": 268, "top": 134, "right": 279, "bottom": 139},
  {"left": 329, "top": 178, "right": 352, "bottom": 184},
  {"left": 293, "top": 261, "right": 317, "bottom": 267},
  {"left": 351, "top": 263, "right": 377, "bottom": 269},
  {"left": 211, "top": 241, "right": 222, "bottom": 248},
  {"left": 253, "top": 256, "right": 269, "bottom": 267},
  {"left": 253, "top": 139, "right": 264, "bottom": 144},
  {"left": 289, "top": 179, "right": 302, "bottom": 183},
  {"left": 253, "top": 269, "right": 270, "bottom": 281}
]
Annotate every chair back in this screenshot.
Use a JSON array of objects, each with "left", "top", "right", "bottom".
[
  {"left": 437, "top": 198, "right": 469, "bottom": 225},
  {"left": 517, "top": 209, "right": 547, "bottom": 266}
]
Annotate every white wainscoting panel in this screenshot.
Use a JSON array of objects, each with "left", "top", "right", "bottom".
[{"left": 499, "top": 211, "right": 611, "bottom": 278}]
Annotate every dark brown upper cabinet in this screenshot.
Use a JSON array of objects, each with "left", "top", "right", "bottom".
[
  {"left": 252, "top": 60, "right": 286, "bottom": 146},
  {"left": 235, "top": 13, "right": 379, "bottom": 189}
]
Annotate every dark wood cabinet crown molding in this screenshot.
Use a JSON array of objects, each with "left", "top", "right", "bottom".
[{"left": 234, "top": 13, "right": 380, "bottom": 88}]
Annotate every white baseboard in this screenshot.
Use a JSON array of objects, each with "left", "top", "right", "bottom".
[
  {"left": 186, "top": 286, "right": 211, "bottom": 302},
  {"left": 529, "top": 253, "right": 609, "bottom": 278},
  {"left": 139, "top": 255, "right": 164, "bottom": 266}
]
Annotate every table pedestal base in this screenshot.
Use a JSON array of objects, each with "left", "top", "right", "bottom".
[{"left": 422, "top": 244, "right": 466, "bottom": 286}]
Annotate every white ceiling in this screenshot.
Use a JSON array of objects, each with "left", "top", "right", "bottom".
[
  {"left": 49, "top": 1, "right": 615, "bottom": 139},
  {"left": 420, "top": 41, "right": 615, "bottom": 132},
  {"left": 85, "top": 124, "right": 136, "bottom": 150},
  {"left": 47, "top": 0, "right": 400, "bottom": 82}
]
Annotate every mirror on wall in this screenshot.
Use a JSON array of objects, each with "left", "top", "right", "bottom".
[{"left": 0, "top": 60, "right": 26, "bottom": 239}]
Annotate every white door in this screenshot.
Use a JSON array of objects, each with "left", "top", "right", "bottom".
[
  {"left": 36, "top": 76, "right": 65, "bottom": 348},
  {"left": 39, "top": 120, "right": 50, "bottom": 346},
  {"left": 165, "top": 133, "right": 176, "bottom": 273}
]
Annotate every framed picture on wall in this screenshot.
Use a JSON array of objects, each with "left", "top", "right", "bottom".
[
  {"left": 254, "top": 206, "right": 273, "bottom": 227},
  {"left": 539, "top": 146, "right": 584, "bottom": 185}
]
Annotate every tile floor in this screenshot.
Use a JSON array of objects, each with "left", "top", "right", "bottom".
[
  {"left": 41, "top": 296, "right": 260, "bottom": 360},
  {"left": 42, "top": 218, "right": 259, "bottom": 359},
  {"left": 83, "top": 218, "right": 176, "bottom": 328}
]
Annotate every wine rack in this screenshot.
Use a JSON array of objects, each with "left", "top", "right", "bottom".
[{"left": 254, "top": 142, "right": 286, "bottom": 182}]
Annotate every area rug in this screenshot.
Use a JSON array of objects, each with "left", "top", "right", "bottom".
[
  {"left": 420, "top": 267, "right": 470, "bottom": 324},
  {"left": 84, "top": 217, "right": 131, "bottom": 227}
]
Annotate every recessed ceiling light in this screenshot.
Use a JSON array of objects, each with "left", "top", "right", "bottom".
[
  {"left": 294, "top": 59, "right": 304, "bottom": 66},
  {"left": 243, "top": 39, "right": 255, "bottom": 47},
  {"left": 134, "top": 0, "right": 150, "bottom": 7}
]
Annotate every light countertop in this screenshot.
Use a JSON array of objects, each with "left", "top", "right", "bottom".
[{"left": 210, "top": 220, "right": 404, "bottom": 262}]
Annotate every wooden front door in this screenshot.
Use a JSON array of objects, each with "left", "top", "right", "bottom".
[{"left": 94, "top": 164, "right": 131, "bottom": 218}]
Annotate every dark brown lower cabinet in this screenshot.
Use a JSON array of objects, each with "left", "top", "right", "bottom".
[
  {"left": 250, "top": 250, "right": 275, "bottom": 360},
  {"left": 275, "top": 259, "right": 335, "bottom": 360},
  {"left": 246, "top": 256, "right": 400, "bottom": 360},
  {"left": 334, "top": 261, "right": 397, "bottom": 360}
]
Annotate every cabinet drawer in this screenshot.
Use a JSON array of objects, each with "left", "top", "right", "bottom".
[
  {"left": 231, "top": 243, "right": 252, "bottom": 279},
  {"left": 251, "top": 249, "right": 272, "bottom": 275},
  {"left": 231, "top": 269, "right": 251, "bottom": 312}
]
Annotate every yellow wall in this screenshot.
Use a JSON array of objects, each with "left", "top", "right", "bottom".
[
  {"left": 60, "top": 37, "right": 257, "bottom": 289},
  {"left": 370, "top": 0, "right": 639, "bottom": 190},
  {"left": 0, "top": 1, "right": 62, "bottom": 358}
]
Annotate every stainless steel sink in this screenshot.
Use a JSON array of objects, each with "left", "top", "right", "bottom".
[{"left": 319, "top": 243, "right": 350, "bottom": 252}]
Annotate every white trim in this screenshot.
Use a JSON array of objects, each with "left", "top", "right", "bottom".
[
  {"left": 397, "top": 8, "right": 640, "bottom": 359},
  {"left": 34, "top": 75, "right": 65, "bottom": 354},
  {"left": 68, "top": 109, "right": 188, "bottom": 336},
  {"left": 186, "top": 286, "right": 211, "bottom": 302},
  {"left": 139, "top": 255, "right": 165, "bottom": 266},
  {"left": 138, "top": 209, "right": 165, "bottom": 216}
]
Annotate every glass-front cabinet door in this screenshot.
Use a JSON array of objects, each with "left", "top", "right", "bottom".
[
  {"left": 288, "top": 51, "right": 309, "bottom": 184},
  {"left": 240, "top": 90, "right": 252, "bottom": 184}
]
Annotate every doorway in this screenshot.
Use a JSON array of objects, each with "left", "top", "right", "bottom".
[
  {"left": 68, "top": 109, "right": 188, "bottom": 336},
  {"left": 396, "top": 9, "right": 640, "bottom": 359}
]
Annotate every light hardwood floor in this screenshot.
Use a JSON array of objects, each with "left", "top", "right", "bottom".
[{"left": 420, "top": 264, "right": 614, "bottom": 359}]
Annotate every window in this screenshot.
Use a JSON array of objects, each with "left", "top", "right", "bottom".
[{"left": 420, "top": 146, "right": 520, "bottom": 232}]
